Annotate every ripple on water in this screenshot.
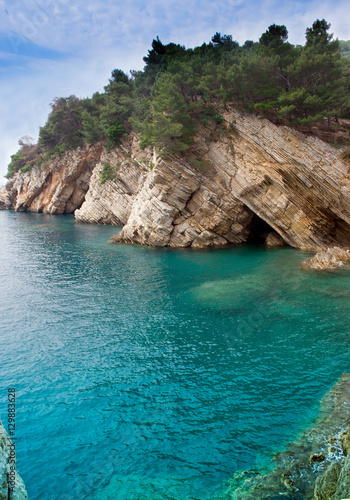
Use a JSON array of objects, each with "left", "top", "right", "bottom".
[{"left": 1, "top": 213, "right": 350, "bottom": 500}]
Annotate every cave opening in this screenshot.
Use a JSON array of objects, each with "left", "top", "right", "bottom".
[{"left": 247, "top": 212, "right": 283, "bottom": 245}]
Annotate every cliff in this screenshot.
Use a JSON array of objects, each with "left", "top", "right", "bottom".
[
  {"left": 3, "top": 110, "right": 350, "bottom": 252},
  {"left": 0, "top": 420, "right": 27, "bottom": 500},
  {"left": 4, "top": 144, "right": 102, "bottom": 214}
]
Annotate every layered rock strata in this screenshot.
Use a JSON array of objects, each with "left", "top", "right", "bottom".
[
  {"left": 5, "top": 144, "right": 103, "bottom": 214},
  {"left": 112, "top": 157, "right": 253, "bottom": 247},
  {"left": 75, "top": 137, "right": 147, "bottom": 224},
  {"left": 0, "top": 186, "right": 11, "bottom": 209},
  {"left": 116, "top": 110, "right": 350, "bottom": 250},
  {"left": 4, "top": 110, "right": 350, "bottom": 251}
]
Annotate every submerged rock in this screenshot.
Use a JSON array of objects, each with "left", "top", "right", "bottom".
[
  {"left": 222, "top": 373, "right": 350, "bottom": 499},
  {"left": 0, "top": 420, "right": 27, "bottom": 499},
  {"left": 302, "top": 247, "right": 350, "bottom": 271},
  {"left": 191, "top": 274, "right": 270, "bottom": 310},
  {"left": 313, "top": 461, "right": 342, "bottom": 500},
  {"left": 340, "top": 425, "right": 350, "bottom": 455}
]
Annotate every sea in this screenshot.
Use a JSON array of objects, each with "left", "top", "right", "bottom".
[{"left": 1, "top": 210, "right": 350, "bottom": 499}]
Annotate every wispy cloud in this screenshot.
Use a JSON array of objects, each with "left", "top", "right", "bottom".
[
  {"left": 1, "top": 0, "right": 348, "bottom": 181},
  {"left": 0, "top": 31, "right": 66, "bottom": 61}
]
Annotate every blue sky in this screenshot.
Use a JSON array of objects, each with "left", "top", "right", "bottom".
[{"left": 0, "top": 0, "right": 349, "bottom": 181}]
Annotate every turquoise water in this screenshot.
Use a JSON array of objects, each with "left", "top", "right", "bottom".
[{"left": 1, "top": 211, "right": 350, "bottom": 500}]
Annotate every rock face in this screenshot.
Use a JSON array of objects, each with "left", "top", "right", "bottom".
[
  {"left": 75, "top": 137, "right": 146, "bottom": 225},
  {"left": 222, "top": 373, "right": 350, "bottom": 500},
  {"left": 4, "top": 109, "right": 350, "bottom": 251},
  {"left": 0, "top": 420, "right": 27, "bottom": 500},
  {"left": 302, "top": 246, "right": 350, "bottom": 270},
  {"left": 264, "top": 231, "right": 286, "bottom": 247},
  {"left": 114, "top": 109, "right": 350, "bottom": 250},
  {"left": 0, "top": 186, "right": 11, "bottom": 210},
  {"left": 112, "top": 157, "right": 252, "bottom": 247},
  {"left": 5, "top": 144, "right": 103, "bottom": 214}
]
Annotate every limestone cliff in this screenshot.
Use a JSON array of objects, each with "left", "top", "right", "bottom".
[
  {"left": 5, "top": 144, "right": 102, "bottom": 214},
  {"left": 0, "top": 420, "right": 27, "bottom": 500},
  {"left": 4, "top": 109, "right": 350, "bottom": 252},
  {"left": 75, "top": 136, "right": 147, "bottom": 225},
  {"left": 113, "top": 110, "right": 350, "bottom": 251},
  {"left": 0, "top": 185, "right": 11, "bottom": 210}
]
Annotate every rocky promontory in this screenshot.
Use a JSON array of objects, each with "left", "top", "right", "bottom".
[{"left": 3, "top": 109, "right": 350, "bottom": 252}]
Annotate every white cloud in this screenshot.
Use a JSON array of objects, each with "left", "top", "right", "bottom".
[{"left": 1, "top": 0, "right": 349, "bottom": 181}]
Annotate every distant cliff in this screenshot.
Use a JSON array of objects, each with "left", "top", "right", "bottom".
[{"left": 3, "top": 109, "right": 350, "bottom": 252}]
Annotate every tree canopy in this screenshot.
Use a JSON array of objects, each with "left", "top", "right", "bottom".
[{"left": 6, "top": 19, "right": 350, "bottom": 178}]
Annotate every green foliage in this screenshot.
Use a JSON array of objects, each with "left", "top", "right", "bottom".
[
  {"left": 99, "top": 163, "right": 115, "bottom": 184},
  {"left": 228, "top": 123, "right": 239, "bottom": 135},
  {"left": 38, "top": 96, "right": 85, "bottom": 151},
  {"left": 306, "top": 19, "right": 332, "bottom": 46},
  {"left": 7, "top": 21, "right": 350, "bottom": 179},
  {"left": 106, "top": 122, "right": 127, "bottom": 144},
  {"left": 340, "top": 40, "right": 350, "bottom": 59},
  {"left": 81, "top": 111, "right": 105, "bottom": 144},
  {"left": 259, "top": 24, "right": 288, "bottom": 47},
  {"left": 6, "top": 152, "right": 26, "bottom": 178},
  {"left": 5, "top": 142, "right": 41, "bottom": 178}
]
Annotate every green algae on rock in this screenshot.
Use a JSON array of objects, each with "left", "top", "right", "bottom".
[{"left": 219, "top": 373, "right": 350, "bottom": 499}]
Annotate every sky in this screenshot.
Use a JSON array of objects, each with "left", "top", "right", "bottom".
[{"left": 0, "top": 0, "right": 349, "bottom": 182}]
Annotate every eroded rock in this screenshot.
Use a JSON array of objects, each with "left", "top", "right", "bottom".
[
  {"left": 5, "top": 144, "right": 103, "bottom": 214},
  {"left": 113, "top": 157, "right": 253, "bottom": 247},
  {"left": 114, "top": 109, "right": 350, "bottom": 250},
  {"left": 302, "top": 247, "right": 350, "bottom": 271},
  {"left": 75, "top": 138, "right": 146, "bottom": 224},
  {"left": 264, "top": 231, "right": 286, "bottom": 247},
  {"left": 4, "top": 109, "right": 350, "bottom": 251}
]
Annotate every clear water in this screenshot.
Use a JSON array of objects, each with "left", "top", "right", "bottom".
[{"left": 1, "top": 211, "right": 350, "bottom": 500}]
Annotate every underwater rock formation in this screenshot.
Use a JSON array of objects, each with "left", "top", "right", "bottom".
[{"left": 222, "top": 373, "right": 350, "bottom": 499}]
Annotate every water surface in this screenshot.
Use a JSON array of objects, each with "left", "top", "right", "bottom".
[{"left": 0, "top": 211, "right": 349, "bottom": 499}]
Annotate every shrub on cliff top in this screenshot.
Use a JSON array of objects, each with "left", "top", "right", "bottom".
[{"left": 5, "top": 142, "right": 41, "bottom": 178}]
